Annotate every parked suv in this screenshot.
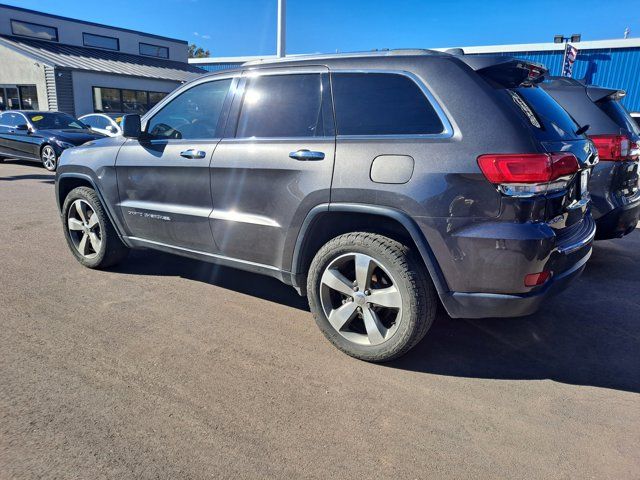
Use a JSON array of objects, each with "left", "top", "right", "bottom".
[
  {"left": 541, "top": 77, "right": 640, "bottom": 238},
  {"left": 55, "top": 51, "right": 597, "bottom": 362}
]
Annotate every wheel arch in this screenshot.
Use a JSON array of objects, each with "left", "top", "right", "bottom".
[
  {"left": 56, "top": 172, "right": 128, "bottom": 243},
  {"left": 290, "top": 203, "right": 449, "bottom": 296}
]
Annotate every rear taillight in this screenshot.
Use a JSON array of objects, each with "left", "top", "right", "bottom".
[
  {"left": 477, "top": 153, "right": 579, "bottom": 196},
  {"left": 590, "top": 134, "right": 638, "bottom": 161},
  {"left": 524, "top": 271, "right": 552, "bottom": 287}
]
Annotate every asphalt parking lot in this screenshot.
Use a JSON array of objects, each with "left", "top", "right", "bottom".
[{"left": 1, "top": 159, "right": 639, "bottom": 479}]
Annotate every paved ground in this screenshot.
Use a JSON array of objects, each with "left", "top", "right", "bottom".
[{"left": 1, "top": 159, "right": 639, "bottom": 480}]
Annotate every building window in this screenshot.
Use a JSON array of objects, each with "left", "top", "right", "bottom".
[
  {"left": 93, "top": 87, "right": 168, "bottom": 114},
  {"left": 0, "top": 85, "right": 39, "bottom": 111},
  {"left": 83, "top": 33, "right": 119, "bottom": 51},
  {"left": 139, "top": 42, "right": 169, "bottom": 59},
  {"left": 18, "top": 86, "right": 39, "bottom": 110},
  {"left": 11, "top": 20, "right": 58, "bottom": 42}
]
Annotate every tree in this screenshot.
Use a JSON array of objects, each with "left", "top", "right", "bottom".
[{"left": 189, "top": 43, "right": 210, "bottom": 58}]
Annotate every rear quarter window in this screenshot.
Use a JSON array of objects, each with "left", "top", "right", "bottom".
[
  {"left": 506, "top": 86, "right": 580, "bottom": 141},
  {"left": 331, "top": 72, "right": 445, "bottom": 136}
]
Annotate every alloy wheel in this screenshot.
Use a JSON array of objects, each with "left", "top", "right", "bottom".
[
  {"left": 319, "top": 252, "right": 403, "bottom": 346},
  {"left": 67, "top": 199, "right": 102, "bottom": 259},
  {"left": 41, "top": 146, "right": 56, "bottom": 170}
]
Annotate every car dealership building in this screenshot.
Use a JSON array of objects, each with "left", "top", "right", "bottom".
[
  {"left": 190, "top": 38, "right": 640, "bottom": 113},
  {"left": 0, "top": 3, "right": 204, "bottom": 117}
]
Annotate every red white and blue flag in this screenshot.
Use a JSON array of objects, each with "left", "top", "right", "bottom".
[{"left": 562, "top": 44, "right": 579, "bottom": 77}]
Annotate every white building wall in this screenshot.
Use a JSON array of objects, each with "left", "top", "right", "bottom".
[{"left": 0, "top": 43, "right": 49, "bottom": 109}]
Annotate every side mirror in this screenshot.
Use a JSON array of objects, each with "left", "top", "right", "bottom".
[
  {"left": 16, "top": 124, "right": 29, "bottom": 131},
  {"left": 121, "top": 114, "right": 142, "bottom": 139}
]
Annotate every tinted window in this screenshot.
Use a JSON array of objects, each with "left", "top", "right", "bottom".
[
  {"left": 94, "top": 87, "right": 122, "bottom": 112},
  {"left": 139, "top": 43, "right": 169, "bottom": 59},
  {"left": 122, "top": 89, "right": 148, "bottom": 115},
  {"left": 508, "top": 87, "right": 579, "bottom": 141},
  {"left": 331, "top": 73, "right": 445, "bottom": 135},
  {"left": 598, "top": 100, "right": 640, "bottom": 136},
  {"left": 83, "top": 33, "right": 119, "bottom": 51},
  {"left": 11, "top": 20, "right": 58, "bottom": 41},
  {"left": 236, "top": 74, "right": 324, "bottom": 138},
  {"left": 147, "top": 79, "right": 231, "bottom": 140}
]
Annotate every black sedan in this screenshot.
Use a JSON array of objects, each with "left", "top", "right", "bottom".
[{"left": 0, "top": 111, "right": 106, "bottom": 171}]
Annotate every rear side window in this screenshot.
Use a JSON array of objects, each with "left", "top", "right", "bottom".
[
  {"left": 597, "top": 100, "right": 640, "bottom": 136},
  {"left": 331, "top": 73, "right": 445, "bottom": 136},
  {"left": 508, "top": 87, "right": 580, "bottom": 141},
  {"left": 236, "top": 74, "right": 325, "bottom": 138}
]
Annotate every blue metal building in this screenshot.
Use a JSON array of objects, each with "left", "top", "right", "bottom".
[{"left": 189, "top": 38, "right": 640, "bottom": 112}]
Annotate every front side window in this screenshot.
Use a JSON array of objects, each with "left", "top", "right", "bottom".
[
  {"left": 139, "top": 43, "right": 169, "bottom": 59},
  {"left": 11, "top": 20, "right": 58, "bottom": 41},
  {"left": 83, "top": 33, "right": 119, "bottom": 51},
  {"left": 236, "top": 74, "right": 324, "bottom": 138},
  {"left": 331, "top": 72, "right": 445, "bottom": 136},
  {"left": 146, "top": 79, "right": 232, "bottom": 140}
]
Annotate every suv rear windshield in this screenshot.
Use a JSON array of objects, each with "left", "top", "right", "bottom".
[
  {"left": 505, "top": 86, "right": 580, "bottom": 141},
  {"left": 597, "top": 99, "right": 640, "bottom": 136}
]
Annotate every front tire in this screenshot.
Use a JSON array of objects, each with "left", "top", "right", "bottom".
[
  {"left": 41, "top": 145, "right": 57, "bottom": 171},
  {"left": 307, "top": 232, "right": 437, "bottom": 362},
  {"left": 62, "top": 187, "right": 129, "bottom": 268}
]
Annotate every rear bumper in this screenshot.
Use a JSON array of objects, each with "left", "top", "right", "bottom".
[
  {"left": 440, "top": 215, "right": 595, "bottom": 319},
  {"left": 595, "top": 199, "right": 640, "bottom": 240}
]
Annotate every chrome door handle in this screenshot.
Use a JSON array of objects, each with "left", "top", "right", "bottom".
[
  {"left": 289, "top": 149, "right": 325, "bottom": 161},
  {"left": 180, "top": 149, "right": 206, "bottom": 159}
]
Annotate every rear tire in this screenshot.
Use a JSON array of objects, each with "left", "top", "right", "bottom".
[
  {"left": 62, "top": 186, "right": 129, "bottom": 268},
  {"left": 41, "top": 145, "right": 57, "bottom": 171},
  {"left": 307, "top": 232, "right": 437, "bottom": 362}
]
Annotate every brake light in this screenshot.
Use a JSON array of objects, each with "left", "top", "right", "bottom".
[
  {"left": 590, "top": 134, "right": 637, "bottom": 161},
  {"left": 477, "top": 153, "right": 579, "bottom": 196},
  {"left": 524, "top": 271, "right": 552, "bottom": 287}
]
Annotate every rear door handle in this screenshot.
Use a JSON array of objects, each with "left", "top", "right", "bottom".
[
  {"left": 289, "top": 149, "right": 325, "bottom": 161},
  {"left": 180, "top": 149, "right": 206, "bottom": 159}
]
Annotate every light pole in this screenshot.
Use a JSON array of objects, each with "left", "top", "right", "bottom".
[{"left": 277, "top": 0, "right": 286, "bottom": 58}]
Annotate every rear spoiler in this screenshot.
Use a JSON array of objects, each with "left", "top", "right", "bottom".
[
  {"left": 453, "top": 55, "right": 548, "bottom": 86},
  {"left": 543, "top": 76, "right": 626, "bottom": 102},
  {"left": 586, "top": 86, "right": 626, "bottom": 103}
]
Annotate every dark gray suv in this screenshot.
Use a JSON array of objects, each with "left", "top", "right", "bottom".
[{"left": 55, "top": 50, "right": 597, "bottom": 362}]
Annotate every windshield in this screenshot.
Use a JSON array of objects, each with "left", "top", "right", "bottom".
[
  {"left": 28, "top": 112, "right": 87, "bottom": 130},
  {"left": 597, "top": 99, "right": 640, "bottom": 136}
]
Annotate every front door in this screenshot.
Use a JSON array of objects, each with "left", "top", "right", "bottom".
[
  {"left": 209, "top": 68, "right": 335, "bottom": 270},
  {"left": 115, "top": 77, "right": 235, "bottom": 252}
]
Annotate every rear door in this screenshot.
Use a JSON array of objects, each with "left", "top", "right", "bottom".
[
  {"left": 209, "top": 67, "right": 335, "bottom": 269},
  {"left": 115, "top": 76, "right": 235, "bottom": 252}
]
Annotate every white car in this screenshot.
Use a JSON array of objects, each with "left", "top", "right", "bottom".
[{"left": 79, "top": 113, "right": 123, "bottom": 137}]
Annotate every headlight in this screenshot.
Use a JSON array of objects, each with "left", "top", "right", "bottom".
[{"left": 55, "top": 140, "right": 76, "bottom": 149}]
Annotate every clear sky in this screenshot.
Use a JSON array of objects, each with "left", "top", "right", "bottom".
[{"left": 3, "top": 0, "right": 638, "bottom": 57}]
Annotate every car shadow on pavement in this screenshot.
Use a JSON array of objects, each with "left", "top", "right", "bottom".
[
  {"left": 112, "top": 234, "right": 639, "bottom": 394},
  {"left": 389, "top": 234, "right": 640, "bottom": 394},
  {"left": 0, "top": 174, "right": 55, "bottom": 184},
  {"left": 113, "top": 249, "right": 310, "bottom": 311}
]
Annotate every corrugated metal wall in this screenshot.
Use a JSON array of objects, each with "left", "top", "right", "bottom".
[
  {"left": 53, "top": 68, "right": 75, "bottom": 115},
  {"left": 478, "top": 47, "right": 640, "bottom": 112},
  {"left": 43, "top": 66, "right": 58, "bottom": 111}
]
